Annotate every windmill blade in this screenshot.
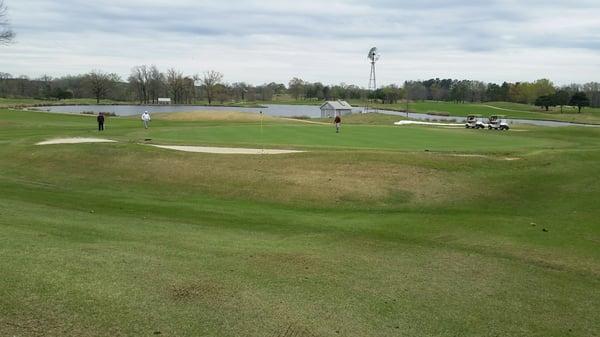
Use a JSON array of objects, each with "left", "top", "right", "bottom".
[{"left": 368, "top": 47, "right": 378, "bottom": 60}]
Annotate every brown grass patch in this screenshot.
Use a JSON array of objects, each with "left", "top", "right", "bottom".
[
  {"left": 135, "top": 153, "right": 465, "bottom": 207},
  {"left": 20, "top": 147, "right": 474, "bottom": 208},
  {"left": 1, "top": 317, "right": 51, "bottom": 337},
  {"left": 274, "top": 323, "right": 317, "bottom": 337},
  {"left": 155, "top": 111, "right": 278, "bottom": 122},
  {"left": 277, "top": 160, "right": 465, "bottom": 206},
  {"left": 0, "top": 311, "right": 98, "bottom": 337},
  {"left": 249, "top": 252, "right": 323, "bottom": 275},
  {"left": 168, "top": 280, "right": 228, "bottom": 302}
]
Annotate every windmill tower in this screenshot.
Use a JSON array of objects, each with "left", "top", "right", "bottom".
[{"left": 366, "top": 47, "right": 380, "bottom": 113}]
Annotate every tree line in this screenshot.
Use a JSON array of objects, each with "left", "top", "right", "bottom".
[
  {"left": 1, "top": 68, "right": 599, "bottom": 110},
  {"left": 383, "top": 78, "right": 600, "bottom": 110},
  {"left": 0, "top": 68, "right": 286, "bottom": 105}
]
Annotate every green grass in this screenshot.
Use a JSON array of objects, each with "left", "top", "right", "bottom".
[
  {"left": 487, "top": 101, "right": 600, "bottom": 114},
  {"left": 314, "top": 112, "right": 407, "bottom": 125},
  {"left": 351, "top": 100, "right": 600, "bottom": 124},
  {"left": 1, "top": 109, "right": 599, "bottom": 336}
]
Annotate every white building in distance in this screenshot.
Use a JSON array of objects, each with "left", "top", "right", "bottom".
[
  {"left": 320, "top": 100, "right": 353, "bottom": 118},
  {"left": 158, "top": 98, "right": 172, "bottom": 105}
]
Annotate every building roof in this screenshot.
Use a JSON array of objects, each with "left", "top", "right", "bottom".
[{"left": 320, "top": 100, "right": 352, "bottom": 110}]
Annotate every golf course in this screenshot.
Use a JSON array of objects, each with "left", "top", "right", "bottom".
[{"left": 1, "top": 108, "right": 599, "bottom": 337}]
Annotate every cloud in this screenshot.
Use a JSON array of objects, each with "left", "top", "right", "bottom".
[{"left": 1, "top": 0, "right": 599, "bottom": 85}]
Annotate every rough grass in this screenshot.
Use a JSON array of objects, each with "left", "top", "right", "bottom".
[
  {"left": 1, "top": 108, "right": 599, "bottom": 337},
  {"left": 1, "top": 142, "right": 465, "bottom": 209},
  {"left": 154, "top": 110, "right": 277, "bottom": 122}
]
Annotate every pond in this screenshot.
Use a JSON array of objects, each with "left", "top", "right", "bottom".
[
  {"left": 34, "top": 104, "right": 325, "bottom": 118},
  {"left": 33, "top": 104, "right": 599, "bottom": 128}
]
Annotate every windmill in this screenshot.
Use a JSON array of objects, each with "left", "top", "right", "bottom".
[
  {"left": 368, "top": 47, "right": 379, "bottom": 91},
  {"left": 366, "top": 47, "right": 380, "bottom": 113}
]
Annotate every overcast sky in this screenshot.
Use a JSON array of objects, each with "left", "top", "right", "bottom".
[{"left": 1, "top": 0, "right": 599, "bottom": 86}]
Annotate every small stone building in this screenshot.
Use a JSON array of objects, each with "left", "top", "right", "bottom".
[{"left": 320, "top": 100, "right": 353, "bottom": 118}]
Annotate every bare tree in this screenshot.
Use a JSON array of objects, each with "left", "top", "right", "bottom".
[
  {"left": 84, "top": 70, "right": 120, "bottom": 103},
  {"left": 583, "top": 82, "right": 600, "bottom": 108},
  {"left": 201, "top": 70, "right": 223, "bottom": 105},
  {"left": 166, "top": 68, "right": 182, "bottom": 104},
  {"left": 166, "top": 69, "right": 195, "bottom": 104},
  {"left": 182, "top": 76, "right": 196, "bottom": 104},
  {"left": 0, "top": 0, "right": 15, "bottom": 44},
  {"left": 147, "top": 65, "right": 165, "bottom": 104},
  {"left": 231, "top": 82, "right": 249, "bottom": 101},
  {"left": 14, "top": 75, "right": 29, "bottom": 96},
  {"left": 128, "top": 65, "right": 150, "bottom": 103}
]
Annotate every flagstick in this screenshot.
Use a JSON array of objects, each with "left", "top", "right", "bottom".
[{"left": 260, "top": 111, "right": 264, "bottom": 155}]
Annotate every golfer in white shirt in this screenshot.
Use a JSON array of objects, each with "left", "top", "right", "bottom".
[{"left": 141, "top": 111, "right": 151, "bottom": 129}]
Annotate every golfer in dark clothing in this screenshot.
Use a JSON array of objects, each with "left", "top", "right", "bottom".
[
  {"left": 334, "top": 115, "right": 341, "bottom": 133},
  {"left": 97, "top": 113, "right": 105, "bottom": 131}
]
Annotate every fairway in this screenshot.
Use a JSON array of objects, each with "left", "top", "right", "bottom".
[{"left": 1, "top": 109, "right": 599, "bottom": 337}]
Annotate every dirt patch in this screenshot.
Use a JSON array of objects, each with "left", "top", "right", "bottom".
[
  {"left": 275, "top": 323, "right": 317, "bottom": 337},
  {"left": 149, "top": 145, "right": 304, "bottom": 155},
  {"left": 36, "top": 138, "right": 117, "bottom": 145},
  {"left": 169, "top": 281, "right": 227, "bottom": 302}
]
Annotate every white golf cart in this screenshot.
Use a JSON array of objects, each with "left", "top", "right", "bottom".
[
  {"left": 465, "top": 114, "right": 486, "bottom": 129},
  {"left": 487, "top": 115, "right": 510, "bottom": 131}
]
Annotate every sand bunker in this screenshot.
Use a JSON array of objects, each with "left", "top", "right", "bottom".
[
  {"left": 149, "top": 145, "right": 304, "bottom": 155},
  {"left": 36, "top": 138, "right": 117, "bottom": 145}
]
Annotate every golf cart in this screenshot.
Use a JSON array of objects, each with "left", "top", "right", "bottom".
[
  {"left": 487, "top": 115, "right": 510, "bottom": 131},
  {"left": 465, "top": 114, "right": 486, "bottom": 129}
]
